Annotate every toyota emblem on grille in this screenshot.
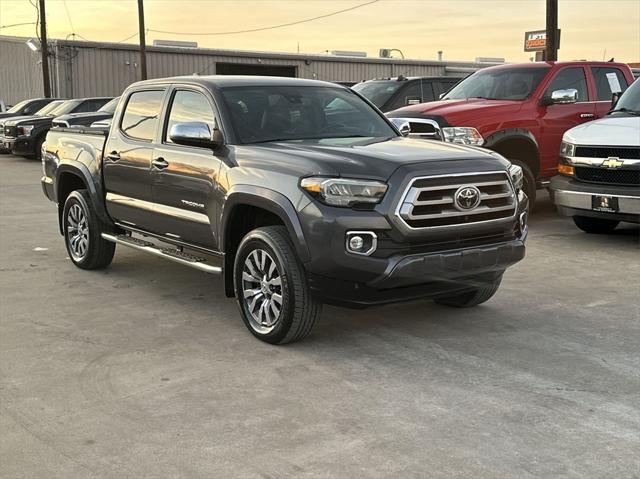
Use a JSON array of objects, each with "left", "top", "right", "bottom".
[{"left": 454, "top": 185, "right": 481, "bottom": 211}]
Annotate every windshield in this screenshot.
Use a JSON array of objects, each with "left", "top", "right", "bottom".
[
  {"left": 444, "top": 67, "right": 550, "bottom": 101},
  {"left": 8, "top": 100, "right": 30, "bottom": 113},
  {"left": 352, "top": 80, "right": 404, "bottom": 108},
  {"left": 48, "top": 100, "right": 81, "bottom": 117},
  {"left": 35, "top": 100, "right": 65, "bottom": 116},
  {"left": 611, "top": 79, "right": 640, "bottom": 114},
  {"left": 99, "top": 97, "right": 119, "bottom": 113},
  {"left": 221, "top": 85, "right": 397, "bottom": 144}
]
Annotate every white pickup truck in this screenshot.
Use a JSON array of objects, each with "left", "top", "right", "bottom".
[{"left": 550, "top": 79, "right": 640, "bottom": 233}]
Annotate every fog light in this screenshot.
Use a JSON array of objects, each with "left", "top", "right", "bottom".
[
  {"left": 349, "top": 236, "right": 364, "bottom": 251},
  {"left": 345, "top": 231, "right": 377, "bottom": 256}
]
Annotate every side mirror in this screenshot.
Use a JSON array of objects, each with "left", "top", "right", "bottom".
[
  {"left": 611, "top": 92, "right": 621, "bottom": 110},
  {"left": 389, "top": 118, "right": 411, "bottom": 137},
  {"left": 541, "top": 88, "right": 578, "bottom": 106},
  {"left": 169, "top": 121, "right": 220, "bottom": 149}
]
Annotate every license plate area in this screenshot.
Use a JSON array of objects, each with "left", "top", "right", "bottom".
[{"left": 592, "top": 195, "right": 619, "bottom": 213}]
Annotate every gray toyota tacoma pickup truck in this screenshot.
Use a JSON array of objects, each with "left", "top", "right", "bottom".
[{"left": 42, "top": 76, "right": 528, "bottom": 344}]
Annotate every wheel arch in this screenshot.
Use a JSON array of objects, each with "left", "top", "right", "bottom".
[
  {"left": 56, "top": 163, "right": 111, "bottom": 234},
  {"left": 220, "top": 186, "right": 310, "bottom": 297},
  {"left": 484, "top": 129, "right": 540, "bottom": 178}
]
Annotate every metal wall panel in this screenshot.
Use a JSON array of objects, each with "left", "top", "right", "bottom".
[{"left": 2, "top": 35, "right": 492, "bottom": 102}]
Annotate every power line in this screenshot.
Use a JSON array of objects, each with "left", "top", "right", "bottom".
[
  {"left": 61, "top": 0, "right": 75, "bottom": 34},
  {"left": 149, "top": 0, "right": 379, "bottom": 36},
  {"left": 0, "top": 22, "right": 37, "bottom": 30}
]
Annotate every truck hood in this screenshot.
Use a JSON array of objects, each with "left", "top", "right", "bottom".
[
  {"left": 54, "top": 111, "right": 113, "bottom": 126},
  {"left": 235, "top": 136, "right": 508, "bottom": 179},
  {"left": 4, "top": 115, "right": 52, "bottom": 127},
  {"left": 563, "top": 115, "right": 640, "bottom": 147},
  {"left": 388, "top": 98, "right": 523, "bottom": 124}
]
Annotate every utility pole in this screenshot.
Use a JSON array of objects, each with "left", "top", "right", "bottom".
[
  {"left": 137, "top": 0, "right": 148, "bottom": 80},
  {"left": 38, "top": 0, "right": 51, "bottom": 97},
  {"left": 545, "top": 0, "right": 558, "bottom": 61}
]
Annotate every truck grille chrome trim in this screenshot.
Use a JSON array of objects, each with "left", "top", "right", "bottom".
[{"left": 396, "top": 171, "right": 517, "bottom": 229}]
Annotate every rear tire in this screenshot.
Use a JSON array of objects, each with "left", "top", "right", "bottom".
[
  {"left": 233, "top": 225, "right": 322, "bottom": 344},
  {"left": 62, "top": 190, "right": 115, "bottom": 270},
  {"left": 435, "top": 275, "right": 503, "bottom": 308},
  {"left": 573, "top": 216, "right": 619, "bottom": 234}
]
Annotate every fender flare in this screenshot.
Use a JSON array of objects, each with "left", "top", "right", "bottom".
[
  {"left": 483, "top": 128, "right": 540, "bottom": 175},
  {"left": 56, "top": 162, "right": 112, "bottom": 231},
  {"left": 220, "top": 185, "right": 310, "bottom": 262}
]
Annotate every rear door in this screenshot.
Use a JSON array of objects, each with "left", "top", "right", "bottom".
[
  {"left": 590, "top": 66, "right": 631, "bottom": 118},
  {"left": 538, "top": 66, "right": 596, "bottom": 177},
  {"left": 103, "top": 88, "right": 167, "bottom": 230},
  {"left": 150, "top": 87, "right": 223, "bottom": 249}
]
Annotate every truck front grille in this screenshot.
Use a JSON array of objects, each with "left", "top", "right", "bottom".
[
  {"left": 575, "top": 146, "right": 640, "bottom": 160},
  {"left": 574, "top": 166, "right": 640, "bottom": 186},
  {"left": 397, "top": 171, "right": 517, "bottom": 228}
]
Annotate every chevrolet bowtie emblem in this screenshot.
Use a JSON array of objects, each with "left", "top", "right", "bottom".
[{"left": 602, "top": 157, "right": 624, "bottom": 168}]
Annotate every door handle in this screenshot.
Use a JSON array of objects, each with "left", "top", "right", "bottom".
[
  {"left": 105, "top": 151, "right": 120, "bottom": 161},
  {"left": 152, "top": 157, "right": 169, "bottom": 170},
  {"left": 579, "top": 113, "right": 595, "bottom": 118}
]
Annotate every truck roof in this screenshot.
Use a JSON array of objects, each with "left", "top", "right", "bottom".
[
  {"left": 481, "top": 60, "right": 632, "bottom": 71},
  {"left": 131, "top": 75, "right": 345, "bottom": 90}
]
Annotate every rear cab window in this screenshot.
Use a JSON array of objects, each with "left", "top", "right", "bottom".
[
  {"left": 591, "top": 67, "right": 629, "bottom": 100},
  {"left": 120, "top": 90, "right": 165, "bottom": 141}
]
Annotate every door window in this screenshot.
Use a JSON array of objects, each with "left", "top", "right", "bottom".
[
  {"left": 591, "top": 67, "right": 629, "bottom": 100},
  {"left": 165, "top": 90, "right": 216, "bottom": 144},
  {"left": 545, "top": 68, "right": 588, "bottom": 102},
  {"left": 388, "top": 81, "right": 431, "bottom": 110},
  {"left": 120, "top": 90, "right": 164, "bottom": 141}
]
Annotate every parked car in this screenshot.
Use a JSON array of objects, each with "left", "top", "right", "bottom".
[
  {"left": 52, "top": 97, "right": 120, "bottom": 128},
  {"left": 387, "top": 61, "right": 635, "bottom": 203},
  {"left": 42, "top": 76, "right": 529, "bottom": 344},
  {"left": 0, "top": 97, "right": 60, "bottom": 120},
  {"left": 0, "top": 100, "right": 65, "bottom": 153},
  {"left": 352, "top": 76, "right": 461, "bottom": 112},
  {"left": 4, "top": 97, "right": 112, "bottom": 159},
  {"left": 549, "top": 77, "right": 640, "bottom": 233}
]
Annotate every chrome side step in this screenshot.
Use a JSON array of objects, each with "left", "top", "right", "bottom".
[{"left": 101, "top": 233, "right": 222, "bottom": 274}]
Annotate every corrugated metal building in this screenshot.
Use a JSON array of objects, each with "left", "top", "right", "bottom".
[{"left": 0, "top": 35, "right": 494, "bottom": 104}]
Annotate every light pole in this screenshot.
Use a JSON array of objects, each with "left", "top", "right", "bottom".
[
  {"left": 38, "top": 0, "right": 51, "bottom": 97},
  {"left": 137, "top": 0, "right": 148, "bottom": 80}
]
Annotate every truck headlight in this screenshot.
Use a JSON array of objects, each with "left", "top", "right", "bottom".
[
  {"left": 560, "top": 141, "right": 575, "bottom": 157},
  {"left": 300, "top": 177, "right": 388, "bottom": 207},
  {"left": 509, "top": 164, "right": 524, "bottom": 191},
  {"left": 441, "top": 127, "right": 484, "bottom": 146},
  {"left": 18, "top": 125, "right": 35, "bottom": 136}
]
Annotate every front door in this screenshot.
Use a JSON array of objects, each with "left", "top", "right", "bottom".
[
  {"left": 103, "top": 89, "right": 166, "bottom": 230},
  {"left": 150, "top": 87, "right": 223, "bottom": 250},
  {"left": 538, "top": 66, "right": 596, "bottom": 178}
]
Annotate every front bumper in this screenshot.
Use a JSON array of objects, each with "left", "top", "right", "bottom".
[
  {"left": 549, "top": 175, "right": 640, "bottom": 223},
  {"left": 298, "top": 163, "right": 529, "bottom": 308},
  {"left": 7, "top": 136, "right": 37, "bottom": 156}
]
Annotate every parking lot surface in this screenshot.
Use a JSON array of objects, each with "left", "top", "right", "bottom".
[{"left": 1, "top": 153, "right": 639, "bottom": 478}]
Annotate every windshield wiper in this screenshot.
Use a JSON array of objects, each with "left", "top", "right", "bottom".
[{"left": 609, "top": 107, "right": 640, "bottom": 116}]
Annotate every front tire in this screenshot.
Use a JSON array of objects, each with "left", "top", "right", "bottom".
[
  {"left": 233, "top": 225, "right": 322, "bottom": 344},
  {"left": 511, "top": 160, "right": 536, "bottom": 207},
  {"left": 435, "top": 275, "right": 502, "bottom": 308},
  {"left": 573, "top": 216, "right": 619, "bottom": 234},
  {"left": 63, "top": 190, "right": 115, "bottom": 270}
]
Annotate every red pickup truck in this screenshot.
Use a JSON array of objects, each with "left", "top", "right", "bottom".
[{"left": 386, "top": 61, "right": 635, "bottom": 203}]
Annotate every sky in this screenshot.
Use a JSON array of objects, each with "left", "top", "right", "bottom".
[{"left": 1, "top": 0, "right": 639, "bottom": 63}]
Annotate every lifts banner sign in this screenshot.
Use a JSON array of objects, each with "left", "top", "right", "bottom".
[{"left": 524, "top": 29, "right": 561, "bottom": 52}]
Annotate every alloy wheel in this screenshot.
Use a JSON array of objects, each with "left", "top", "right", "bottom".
[
  {"left": 241, "top": 248, "right": 283, "bottom": 333},
  {"left": 67, "top": 203, "right": 89, "bottom": 261}
]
